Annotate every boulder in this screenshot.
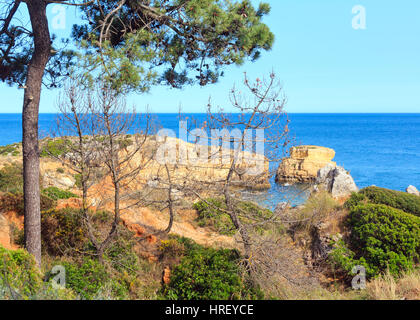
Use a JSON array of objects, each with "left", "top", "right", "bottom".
[
  {"left": 315, "top": 164, "right": 358, "bottom": 198},
  {"left": 406, "top": 185, "right": 419, "bottom": 196},
  {"left": 276, "top": 146, "right": 336, "bottom": 183}
]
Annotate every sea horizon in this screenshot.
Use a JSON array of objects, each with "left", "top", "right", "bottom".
[{"left": 1, "top": 113, "right": 418, "bottom": 202}]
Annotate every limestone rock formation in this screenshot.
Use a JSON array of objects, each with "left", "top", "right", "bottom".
[
  {"left": 276, "top": 146, "right": 336, "bottom": 183},
  {"left": 314, "top": 164, "right": 358, "bottom": 198},
  {"left": 406, "top": 185, "right": 419, "bottom": 196}
]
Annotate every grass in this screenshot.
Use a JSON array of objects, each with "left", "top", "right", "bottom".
[{"left": 366, "top": 269, "right": 420, "bottom": 300}]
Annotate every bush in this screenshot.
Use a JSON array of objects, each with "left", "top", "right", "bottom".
[
  {"left": 0, "top": 247, "right": 42, "bottom": 298},
  {"left": 0, "top": 143, "right": 21, "bottom": 157},
  {"left": 56, "top": 259, "right": 110, "bottom": 300},
  {"left": 295, "top": 191, "right": 339, "bottom": 231},
  {"left": 41, "top": 208, "right": 87, "bottom": 256},
  {"left": 344, "top": 204, "right": 420, "bottom": 277},
  {"left": 193, "top": 198, "right": 235, "bottom": 235},
  {"left": 40, "top": 138, "right": 72, "bottom": 158},
  {"left": 347, "top": 186, "right": 420, "bottom": 217},
  {"left": 161, "top": 237, "right": 263, "bottom": 300},
  {"left": 193, "top": 198, "right": 272, "bottom": 236},
  {"left": 0, "top": 192, "right": 56, "bottom": 216},
  {"left": 42, "top": 187, "right": 77, "bottom": 201},
  {"left": 0, "top": 163, "right": 23, "bottom": 193},
  {"left": 105, "top": 230, "right": 139, "bottom": 274}
]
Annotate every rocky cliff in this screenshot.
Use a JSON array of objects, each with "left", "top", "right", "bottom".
[{"left": 276, "top": 146, "right": 336, "bottom": 183}]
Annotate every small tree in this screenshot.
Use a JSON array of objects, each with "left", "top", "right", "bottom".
[
  {"left": 1, "top": 0, "right": 275, "bottom": 266},
  {"left": 50, "top": 77, "right": 155, "bottom": 258}
]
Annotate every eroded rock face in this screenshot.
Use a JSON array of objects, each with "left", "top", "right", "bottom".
[
  {"left": 276, "top": 146, "right": 336, "bottom": 183},
  {"left": 0, "top": 214, "right": 14, "bottom": 250},
  {"left": 406, "top": 185, "right": 420, "bottom": 196},
  {"left": 315, "top": 164, "right": 358, "bottom": 198}
]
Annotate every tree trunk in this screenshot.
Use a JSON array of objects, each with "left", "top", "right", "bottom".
[{"left": 22, "top": 0, "right": 51, "bottom": 267}]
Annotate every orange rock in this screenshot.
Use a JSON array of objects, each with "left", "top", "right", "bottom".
[
  {"left": 0, "top": 214, "right": 18, "bottom": 250},
  {"left": 276, "top": 146, "right": 336, "bottom": 183},
  {"left": 56, "top": 198, "right": 83, "bottom": 210},
  {"left": 5, "top": 211, "right": 23, "bottom": 230},
  {"left": 147, "top": 234, "right": 157, "bottom": 244},
  {"left": 162, "top": 266, "right": 171, "bottom": 285}
]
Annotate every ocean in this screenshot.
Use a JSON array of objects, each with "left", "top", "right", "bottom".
[{"left": 1, "top": 113, "right": 419, "bottom": 209}]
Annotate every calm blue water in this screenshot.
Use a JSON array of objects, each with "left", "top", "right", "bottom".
[{"left": 1, "top": 113, "right": 419, "bottom": 209}]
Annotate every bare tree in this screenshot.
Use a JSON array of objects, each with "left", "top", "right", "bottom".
[{"left": 49, "top": 77, "right": 155, "bottom": 259}]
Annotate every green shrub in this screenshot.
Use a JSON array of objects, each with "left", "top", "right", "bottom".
[
  {"left": 193, "top": 198, "right": 272, "bottom": 236},
  {"left": 57, "top": 259, "right": 109, "bottom": 300},
  {"left": 0, "top": 247, "right": 42, "bottom": 298},
  {"left": 0, "top": 143, "right": 21, "bottom": 157},
  {"left": 0, "top": 163, "right": 23, "bottom": 193},
  {"left": 344, "top": 192, "right": 369, "bottom": 211},
  {"left": 105, "top": 230, "right": 139, "bottom": 274},
  {"left": 42, "top": 187, "right": 77, "bottom": 201},
  {"left": 193, "top": 198, "right": 235, "bottom": 235},
  {"left": 0, "top": 247, "right": 76, "bottom": 300},
  {"left": 56, "top": 168, "right": 65, "bottom": 174},
  {"left": 41, "top": 208, "right": 87, "bottom": 256},
  {"left": 161, "top": 237, "right": 263, "bottom": 300},
  {"left": 328, "top": 240, "right": 374, "bottom": 279},
  {"left": 40, "top": 138, "right": 72, "bottom": 158},
  {"left": 349, "top": 186, "right": 420, "bottom": 217},
  {"left": 347, "top": 203, "right": 420, "bottom": 277},
  {"left": 74, "top": 174, "right": 82, "bottom": 188}
]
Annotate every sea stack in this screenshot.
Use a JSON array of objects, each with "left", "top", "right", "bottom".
[{"left": 275, "top": 146, "right": 336, "bottom": 183}]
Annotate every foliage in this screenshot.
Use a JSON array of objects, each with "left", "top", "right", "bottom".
[
  {"left": 0, "top": 246, "right": 42, "bottom": 298},
  {"left": 41, "top": 187, "right": 77, "bottom": 201},
  {"left": 161, "top": 237, "right": 263, "bottom": 300},
  {"left": 73, "top": 0, "right": 274, "bottom": 91},
  {"left": 355, "top": 186, "right": 420, "bottom": 217},
  {"left": 55, "top": 259, "right": 113, "bottom": 300},
  {"left": 344, "top": 192, "right": 368, "bottom": 211},
  {"left": 0, "top": 192, "right": 56, "bottom": 216},
  {"left": 331, "top": 203, "right": 420, "bottom": 279},
  {"left": 41, "top": 208, "right": 87, "bottom": 256},
  {"left": 349, "top": 204, "right": 420, "bottom": 276},
  {"left": 193, "top": 198, "right": 235, "bottom": 235},
  {"left": 193, "top": 198, "right": 272, "bottom": 235},
  {"left": 74, "top": 174, "right": 82, "bottom": 189},
  {"left": 295, "top": 191, "right": 339, "bottom": 231},
  {"left": 56, "top": 167, "right": 65, "bottom": 174},
  {"left": 0, "top": 143, "right": 21, "bottom": 157},
  {"left": 40, "top": 138, "right": 72, "bottom": 158},
  {"left": 0, "top": 162, "right": 23, "bottom": 193},
  {"left": 104, "top": 229, "right": 139, "bottom": 275}
]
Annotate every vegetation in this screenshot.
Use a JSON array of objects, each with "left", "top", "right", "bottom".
[
  {"left": 330, "top": 200, "right": 420, "bottom": 279},
  {"left": 161, "top": 237, "right": 263, "bottom": 300},
  {"left": 41, "top": 187, "right": 77, "bottom": 201},
  {"left": 193, "top": 198, "right": 272, "bottom": 236},
  {"left": 365, "top": 268, "right": 420, "bottom": 300},
  {"left": 346, "top": 186, "right": 420, "bottom": 217},
  {"left": 0, "top": 143, "right": 21, "bottom": 157},
  {"left": 0, "top": 162, "right": 23, "bottom": 193},
  {"left": 40, "top": 138, "right": 72, "bottom": 158},
  {"left": 41, "top": 209, "right": 88, "bottom": 257},
  {"left": 0, "top": 247, "right": 75, "bottom": 300},
  {"left": 0, "top": 192, "right": 56, "bottom": 216}
]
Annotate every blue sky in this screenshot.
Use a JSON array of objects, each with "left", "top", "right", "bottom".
[{"left": 1, "top": 0, "right": 419, "bottom": 113}]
